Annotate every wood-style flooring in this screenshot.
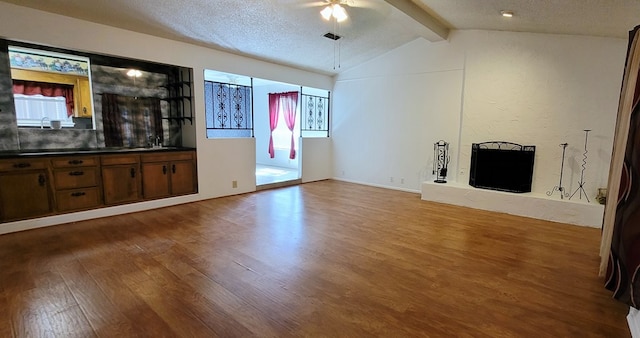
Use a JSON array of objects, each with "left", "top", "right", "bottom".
[{"left": 0, "top": 180, "right": 630, "bottom": 337}]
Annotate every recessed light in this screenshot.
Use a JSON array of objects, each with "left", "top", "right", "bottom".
[
  {"left": 501, "top": 10, "right": 514, "bottom": 18},
  {"left": 127, "top": 69, "right": 142, "bottom": 77}
]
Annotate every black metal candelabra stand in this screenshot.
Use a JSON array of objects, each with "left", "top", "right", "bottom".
[
  {"left": 569, "top": 130, "right": 591, "bottom": 202},
  {"left": 546, "top": 143, "right": 569, "bottom": 199}
]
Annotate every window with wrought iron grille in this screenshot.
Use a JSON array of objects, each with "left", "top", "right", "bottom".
[
  {"left": 205, "top": 80, "right": 253, "bottom": 138},
  {"left": 300, "top": 88, "right": 330, "bottom": 138}
]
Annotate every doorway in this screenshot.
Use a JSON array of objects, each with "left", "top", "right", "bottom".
[{"left": 253, "top": 78, "right": 301, "bottom": 189}]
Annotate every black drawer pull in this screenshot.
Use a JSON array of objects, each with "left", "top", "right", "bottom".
[
  {"left": 38, "top": 174, "right": 45, "bottom": 186},
  {"left": 68, "top": 171, "right": 85, "bottom": 176},
  {"left": 71, "top": 192, "right": 86, "bottom": 197},
  {"left": 163, "top": 165, "right": 167, "bottom": 175},
  {"left": 13, "top": 163, "right": 31, "bottom": 168},
  {"left": 172, "top": 164, "right": 176, "bottom": 174},
  {"left": 68, "top": 160, "right": 84, "bottom": 165},
  {"left": 130, "top": 168, "right": 136, "bottom": 178}
]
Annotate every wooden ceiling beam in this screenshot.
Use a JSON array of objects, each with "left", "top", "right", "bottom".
[{"left": 383, "top": 0, "right": 449, "bottom": 41}]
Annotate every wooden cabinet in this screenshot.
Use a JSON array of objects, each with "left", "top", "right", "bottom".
[
  {"left": 51, "top": 156, "right": 101, "bottom": 212},
  {"left": 101, "top": 154, "right": 141, "bottom": 205},
  {"left": 0, "top": 158, "right": 53, "bottom": 222},
  {"left": 141, "top": 151, "right": 196, "bottom": 200},
  {"left": 0, "top": 149, "right": 196, "bottom": 223},
  {"left": 77, "top": 77, "right": 92, "bottom": 117}
]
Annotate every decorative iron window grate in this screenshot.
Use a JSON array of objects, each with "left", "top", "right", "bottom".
[
  {"left": 301, "top": 93, "right": 330, "bottom": 137},
  {"left": 205, "top": 80, "right": 253, "bottom": 138}
]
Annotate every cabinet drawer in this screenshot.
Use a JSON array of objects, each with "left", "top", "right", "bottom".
[
  {"left": 0, "top": 158, "right": 48, "bottom": 171},
  {"left": 141, "top": 151, "right": 193, "bottom": 163},
  {"left": 101, "top": 154, "right": 140, "bottom": 166},
  {"left": 53, "top": 168, "right": 99, "bottom": 189},
  {"left": 55, "top": 187, "right": 101, "bottom": 212},
  {"left": 51, "top": 156, "right": 99, "bottom": 168}
]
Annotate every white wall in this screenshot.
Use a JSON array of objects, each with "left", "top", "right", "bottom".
[
  {"left": 301, "top": 137, "right": 332, "bottom": 183},
  {"left": 333, "top": 30, "right": 627, "bottom": 198},
  {"left": 455, "top": 30, "right": 626, "bottom": 197},
  {"left": 0, "top": 2, "right": 332, "bottom": 232},
  {"left": 333, "top": 39, "right": 465, "bottom": 192}
]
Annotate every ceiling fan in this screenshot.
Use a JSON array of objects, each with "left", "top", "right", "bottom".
[
  {"left": 320, "top": 0, "right": 350, "bottom": 22},
  {"left": 303, "top": 0, "right": 381, "bottom": 22}
]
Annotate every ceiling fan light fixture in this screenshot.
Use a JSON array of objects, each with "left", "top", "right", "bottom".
[
  {"left": 332, "top": 4, "right": 348, "bottom": 22},
  {"left": 320, "top": 3, "right": 348, "bottom": 22},
  {"left": 320, "top": 6, "right": 333, "bottom": 20},
  {"left": 500, "top": 10, "right": 514, "bottom": 18}
]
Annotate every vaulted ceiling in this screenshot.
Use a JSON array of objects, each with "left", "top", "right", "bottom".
[{"left": 1, "top": 0, "right": 639, "bottom": 75}]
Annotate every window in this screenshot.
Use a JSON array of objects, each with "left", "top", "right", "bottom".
[
  {"left": 204, "top": 81, "right": 253, "bottom": 138},
  {"left": 13, "top": 94, "right": 74, "bottom": 128},
  {"left": 300, "top": 87, "right": 330, "bottom": 138},
  {"left": 9, "top": 45, "right": 93, "bottom": 128},
  {"left": 271, "top": 107, "right": 300, "bottom": 150},
  {"left": 204, "top": 69, "right": 253, "bottom": 139},
  {"left": 204, "top": 70, "right": 331, "bottom": 140}
]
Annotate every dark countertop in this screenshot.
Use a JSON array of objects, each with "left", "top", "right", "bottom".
[{"left": 0, "top": 146, "right": 196, "bottom": 159}]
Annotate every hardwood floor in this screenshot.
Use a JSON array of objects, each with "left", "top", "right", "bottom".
[{"left": 0, "top": 180, "right": 630, "bottom": 337}]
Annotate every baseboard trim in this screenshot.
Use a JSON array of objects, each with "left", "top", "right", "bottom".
[{"left": 332, "top": 177, "right": 421, "bottom": 194}]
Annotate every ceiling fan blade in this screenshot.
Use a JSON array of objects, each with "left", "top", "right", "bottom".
[
  {"left": 283, "top": 0, "right": 329, "bottom": 8},
  {"left": 343, "top": 0, "right": 384, "bottom": 10}
]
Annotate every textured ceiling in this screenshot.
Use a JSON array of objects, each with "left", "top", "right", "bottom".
[
  {"left": 1, "top": 0, "right": 639, "bottom": 76},
  {"left": 417, "top": 0, "right": 640, "bottom": 39}
]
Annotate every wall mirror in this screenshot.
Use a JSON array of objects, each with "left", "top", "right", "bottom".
[
  {"left": 0, "top": 39, "right": 194, "bottom": 152},
  {"left": 9, "top": 46, "right": 95, "bottom": 130}
]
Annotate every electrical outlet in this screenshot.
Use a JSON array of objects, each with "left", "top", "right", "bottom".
[
  {"left": 232, "top": 180, "right": 238, "bottom": 188},
  {"left": 390, "top": 177, "right": 394, "bottom": 183},
  {"left": 401, "top": 178, "right": 404, "bottom": 184}
]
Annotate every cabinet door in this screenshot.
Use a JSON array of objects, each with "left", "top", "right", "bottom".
[
  {"left": 102, "top": 164, "right": 140, "bottom": 205},
  {"left": 77, "top": 77, "right": 92, "bottom": 117},
  {"left": 0, "top": 170, "right": 52, "bottom": 221},
  {"left": 142, "top": 162, "right": 170, "bottom": 199},
  {"left": 170, "top": 160, "right": 195, "bottom": 195}
]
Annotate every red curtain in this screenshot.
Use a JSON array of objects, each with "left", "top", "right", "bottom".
[
  {"left": 268, "top": 91, "right": 299, "bottom": 159},
  {"left": 268, "top": 93, "right": 280, "bottom": 158},
  {"left": 281, "top": 91, "right": 299, "bottom": 159},
  {"left": 13, "top": 80, "right": 75, "bottom": 117}
]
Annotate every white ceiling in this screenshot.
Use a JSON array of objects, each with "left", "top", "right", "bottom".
[{"left": 2, "top": 0, "right": 639, "bottom": 75}]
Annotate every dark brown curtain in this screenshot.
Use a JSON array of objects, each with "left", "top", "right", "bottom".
[
  {"left": 102, "top": 93, "right": 123, "bottom": 147},
  {"left": 102, "top": 94, "right": 163, "bottom": 148},
  {"left": 13, "top": 80, "right": 75, "bottom": 117},
  {"left": 605, "top": 25, "right": 640, "bottom": 308}
]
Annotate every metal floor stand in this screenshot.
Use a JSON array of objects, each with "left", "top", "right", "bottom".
[{"left": 569, "top": 130, "right": 591, "bottom": 202}]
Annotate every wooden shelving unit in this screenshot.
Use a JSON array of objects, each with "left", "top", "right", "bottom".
[{"left": 161, "top": 67, "right": 193, "bottom": 125}]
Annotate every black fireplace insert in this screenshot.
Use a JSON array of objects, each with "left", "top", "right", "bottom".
[{"left": 469, "top": 141, "right": 536, "bottom": 193}]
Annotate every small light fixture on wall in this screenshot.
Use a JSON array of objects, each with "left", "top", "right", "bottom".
[
  {"left": 127, "top": 69, "right": 142, "bottom": 86},
  {"left": 126, "top": 69, "right": 142, "bottom": 77},
  {"left": 500, "top": 10, "right": 514, "bottom": 18}
]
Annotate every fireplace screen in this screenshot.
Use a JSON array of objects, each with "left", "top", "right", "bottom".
[{"left": 469, "top": 142, "right": 536, "bottom": 193}]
